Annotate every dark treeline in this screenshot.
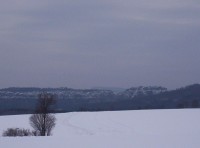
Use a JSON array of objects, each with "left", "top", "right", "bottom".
[{"left": 0, "top": 84, "right": 200, "bottom": 115}]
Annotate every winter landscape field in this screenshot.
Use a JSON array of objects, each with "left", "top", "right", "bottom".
[{"left": 0, "top": 109, "right": 200, "bottom": 148}]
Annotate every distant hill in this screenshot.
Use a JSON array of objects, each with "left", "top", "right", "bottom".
[
  {"left": 92, "top": 87, "right": 125, "bottom": 93},
  {"left": 118, "top": 86, "right": 167, "bottom": 98},
  {"left": 0, "top": 84, "right": 200, "bottom": 115}
]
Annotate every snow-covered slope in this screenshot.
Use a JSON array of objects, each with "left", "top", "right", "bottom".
[
  {"left": 0, "top": 86, "right": 166, "bottom": 99},
  {"left": 118, "top": 86, "right": 167, "bottom": 98},
  {"left": 0, "top": 109, "right": 200, "bottom": 148},
  {"left": 0, "top": 87, "right": 114, "bottom": 99}
]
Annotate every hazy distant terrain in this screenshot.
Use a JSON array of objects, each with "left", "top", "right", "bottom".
[{"left": 0, "top": 84, "right": 200, "bottom": 115}]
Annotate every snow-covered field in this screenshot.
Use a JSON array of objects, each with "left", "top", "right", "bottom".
[{"left": 0, "top": 109, "right": 200, "bottom": 148}]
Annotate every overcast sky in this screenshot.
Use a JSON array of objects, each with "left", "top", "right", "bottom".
[{"left": 0, "top": 0, "right": 200, "bottom": 89}]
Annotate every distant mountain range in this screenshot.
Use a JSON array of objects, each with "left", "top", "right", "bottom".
[
  {"left": 0, "top": 86, "right": 166, "bottom": 100},
  {"left": 0, "top": 84, "right": 200, "bottom": 115},
  {"left": 92, "top": 87, "right": 125, "bottom": 93}
]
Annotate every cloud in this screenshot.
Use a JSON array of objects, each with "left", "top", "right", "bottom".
[{"left": 0, "top": 0, "right": 200, "bottom": 88}]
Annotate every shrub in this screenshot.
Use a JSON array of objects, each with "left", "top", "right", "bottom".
[{"left": 2, "top": 128, "right": 33, "bottom": 137}]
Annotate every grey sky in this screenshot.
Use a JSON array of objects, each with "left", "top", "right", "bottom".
[{"left": 0, "top": 0, "right": 200, "bottom": 89}]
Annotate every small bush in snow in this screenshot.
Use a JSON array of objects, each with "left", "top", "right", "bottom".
[{"left": 2, "top": 128, "right": 33, "bottom": 137}]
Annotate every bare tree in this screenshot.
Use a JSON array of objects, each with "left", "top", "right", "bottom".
[{"left": 29, "top": 93, "right": 56, "bottom": 136}]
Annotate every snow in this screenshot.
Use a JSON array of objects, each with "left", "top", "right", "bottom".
[{"left": 0, "top": 109, "right": 200, "bottom": 148}]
